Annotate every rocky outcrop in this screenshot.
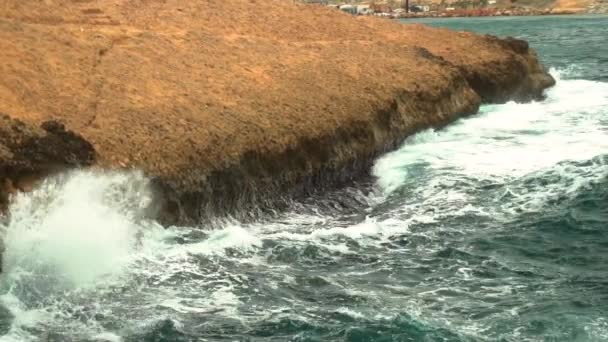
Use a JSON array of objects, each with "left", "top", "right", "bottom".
[
  {"left": 0, "top": 116, "right": 95, "bottom": 211},
  {"left": 156, "top": 66, "right": 482, "bottom": 223},
  {"left": 460, "top": 35, "right": 555, "bottom": 103},
  {"left": 0, "top": 0, "right": 554, "bottom": 223}
]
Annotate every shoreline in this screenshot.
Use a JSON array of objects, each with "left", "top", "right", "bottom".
[{"left": 0, "top": 1, "right": 555, "bottom": 224}]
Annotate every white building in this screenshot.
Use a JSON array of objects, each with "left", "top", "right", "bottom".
[
  {"left": 356, "top": 5, "right": 374, "bottom": 15},
  {"left": 339, "top": 4, "right": 357, "bottom": 14}
]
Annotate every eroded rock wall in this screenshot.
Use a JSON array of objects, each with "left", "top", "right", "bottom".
[{"left": 0, "top": 116, "right": 95, "bottom": 211}]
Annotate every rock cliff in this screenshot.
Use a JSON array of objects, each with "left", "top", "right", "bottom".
[
  {"left": 0, "top": 0, "right": 554, "bottom": 223},
  {"left": 0, "top": 116, "right": 95, "bottom": 211}
]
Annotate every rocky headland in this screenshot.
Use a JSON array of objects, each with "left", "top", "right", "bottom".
[{"left": 0, "top": 0, "right": 555, "bottom": 224}]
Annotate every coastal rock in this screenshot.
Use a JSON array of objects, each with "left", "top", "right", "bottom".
[
  {"left": 0, "top": 116, "right": 95, "bottom": 211},
  {"left": 0, "top": 0, "right": 554, "bottom": 223},
  {"left": 456, "top": 34, "right": 556, "bottom": 103}
]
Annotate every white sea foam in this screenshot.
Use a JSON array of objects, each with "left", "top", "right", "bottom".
[
  {"left": 1, "top": 171, "right": 154, "bottom": 287},
  {"left": 92, "top": 332, "right": 123, "bottom": 342},
  {"left": 0, "top": 171, "right": 170, "bottom": 340},
  {"left": 373, "top": 69, "right": 608, "bottom": 216},
  {"left": 0, "top": 170, "right": 263, "bottom": 340},
  {"left": 185, "top": 224, "right": 262, "bottom": 255},
  {"left": 336, "top": 307, "right": 365, "bottom": 319}
]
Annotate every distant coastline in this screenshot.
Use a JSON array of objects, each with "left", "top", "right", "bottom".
[
  {"left": 323, "top": 1, "right": 606, "bottom": 19},
  {"left": 395, "top": 7, "right": 581, "bottom": 18}
]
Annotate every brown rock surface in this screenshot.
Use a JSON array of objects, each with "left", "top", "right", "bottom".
[{"left": 0, "top": 0, "right": 554, "bottom": 222}]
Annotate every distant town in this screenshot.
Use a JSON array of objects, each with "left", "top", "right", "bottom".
[{"left": 299, "top": 0, "right": 598, "bottom": 17}]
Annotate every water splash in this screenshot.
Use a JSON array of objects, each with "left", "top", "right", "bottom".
[
  {"left": 0, "top": 171, "right": 163, "bottom": 340},
  {"left": 1, "top": 170, "right": 154, "bottom": 288},
  {"left": 373, "top": 68, "right": 608, "bottom": 197}
]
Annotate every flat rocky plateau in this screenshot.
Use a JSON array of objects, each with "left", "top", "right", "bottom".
[{"left": 0, "top": 0, "right": 555, "bottom": 223}]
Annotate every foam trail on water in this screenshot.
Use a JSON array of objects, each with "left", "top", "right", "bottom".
[{"left": 373, "top": 68, "right": 608, "bottom": 196}]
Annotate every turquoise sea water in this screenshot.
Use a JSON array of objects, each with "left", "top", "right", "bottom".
[
  {"left": 406, "top": 15, "right": 608, "bottom": 81},
  {"left": 0, "top": 15, "right": 607, "bottom": 342}
]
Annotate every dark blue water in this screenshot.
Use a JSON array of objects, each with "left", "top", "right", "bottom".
[{"left": 1, "top": 15, "right": 607, "bottom": 342}]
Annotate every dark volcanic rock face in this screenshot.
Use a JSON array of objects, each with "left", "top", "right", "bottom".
[
  {"left": 458, "top": 35, "right": 556, "bottom": 103},
  {"left": 0, "top": 115, "right": 96, "bottom": 211}
]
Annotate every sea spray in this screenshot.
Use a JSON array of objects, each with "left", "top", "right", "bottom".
[
  {"left": 0, "top": 171, "right": 163, "bottom": 340},
  {"left": 1, "top": 171, "right": 154, "bottom": 287},
  {"left": 0, "top": 170, "right": 269, "bottom": 340}
]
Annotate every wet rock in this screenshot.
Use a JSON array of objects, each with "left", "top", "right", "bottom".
[
  {"left": 500, "top": 36, "right": 530, "bottom": 54},
  {"left": 0, "top": 115, "right": 96, "bottom": 212},
  {"left": 0, "top": 304, "right": 13, "bottom": 336}
]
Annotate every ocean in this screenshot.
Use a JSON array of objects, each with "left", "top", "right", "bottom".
[{"left": 0, "top": 15, "right": 607, "bottom": 342}]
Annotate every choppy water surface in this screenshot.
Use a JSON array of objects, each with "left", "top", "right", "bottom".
[
  {"left": 1, "top": 16, "right": 607, "bottom": 342},
  {"left": 408, "top": 15, "right": 608, "bottom": 82}
]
